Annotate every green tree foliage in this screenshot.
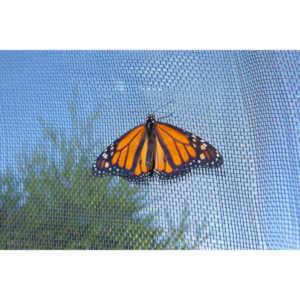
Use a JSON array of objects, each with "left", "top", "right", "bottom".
[{"left": 0, "top": 94, "right": 203, "bottom": 249}]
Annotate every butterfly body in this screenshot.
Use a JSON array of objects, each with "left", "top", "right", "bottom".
[
  {"left": 93, "top": 115, "right": 223, "bottom": 181},
  {"left": 145, "top": 114, "right": 156, "bottom": 171}
]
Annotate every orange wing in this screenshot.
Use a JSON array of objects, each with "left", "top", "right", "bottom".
[
  {"left": 92, "top": 124, "right": 152, "bottom": 181},
  {"left": 130, "top": 134, "right": 153, "bottom": 178},
  {"left": 154, "top": 122, "right": 223, "bottom": 178}
]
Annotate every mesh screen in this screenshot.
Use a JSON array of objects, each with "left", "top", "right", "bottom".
[{"left": 0, "top": 50, "right": 299, "bottom": 249}]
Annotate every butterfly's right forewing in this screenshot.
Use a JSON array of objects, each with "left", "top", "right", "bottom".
[{"left": 154, "top": 122, "right": 223, "bottom": 179}]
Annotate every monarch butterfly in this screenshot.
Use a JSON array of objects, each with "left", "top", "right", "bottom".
[{"left": 92, "top": 114, "right": 223, "bottom": 181}]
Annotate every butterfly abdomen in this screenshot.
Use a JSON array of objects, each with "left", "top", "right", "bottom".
[{"left": 145, "top": 115, "right": 156, "bottom": 170}]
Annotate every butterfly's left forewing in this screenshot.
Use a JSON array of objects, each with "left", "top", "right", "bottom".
[
  {"left": 154, "top": 122, "right": 223, "bottom": 179},
  {"left": 92, "top": 124, "right": 152, "bottom": 181}
]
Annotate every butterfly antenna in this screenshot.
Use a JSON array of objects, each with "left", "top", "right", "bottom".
[
  {"left": 152, "top": 100, "right": 174, "bottom": 115},
  {"left": 157, "top": 113, "right": 174, "bottom": 122},
  {"left": 129, "top": 99, "right": 176, "bottom": 120}
]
